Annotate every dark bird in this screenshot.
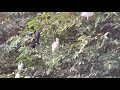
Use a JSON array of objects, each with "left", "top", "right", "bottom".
[
  {"left": 27, "top": 30, "right": 41, "bottom": 49},
  {"left": 29, "top": 39, "right": 37, "bottom": 49},
  {"left": 33, "top": 30, "right": 40, "bottom": 45}
]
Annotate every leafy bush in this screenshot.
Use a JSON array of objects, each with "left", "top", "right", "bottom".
[{"left": 1, "top": 12, "right": 120, "bottom": 78}]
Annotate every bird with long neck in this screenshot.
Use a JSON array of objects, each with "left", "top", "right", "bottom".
[{"left": 52, "top": 38, "right": 59, "bottom": 53}]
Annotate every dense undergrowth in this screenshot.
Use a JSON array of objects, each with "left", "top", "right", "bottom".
[{"left": 0, "top": 12, "right": 120, "bottom": 78}]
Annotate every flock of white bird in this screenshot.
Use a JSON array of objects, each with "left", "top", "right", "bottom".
[{"left": 15, "top": 12, "right": 93, "bottom": 78}]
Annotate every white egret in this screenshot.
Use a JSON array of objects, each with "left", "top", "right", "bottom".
[
  {"left": 18, "top": 62, "right": 24, "bottom": 72},
  {"left": 52, "top": 38, "right": 59, "bottom": 53},
  {"left": 81, "top": 12, "right": 94, "bottom": 20}
]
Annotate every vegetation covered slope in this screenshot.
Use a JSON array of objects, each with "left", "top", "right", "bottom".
[{"left": 0, "top": 12, "right": 120, "bottom": 78}]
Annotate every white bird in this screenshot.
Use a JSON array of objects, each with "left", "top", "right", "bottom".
[
  {"left": 24, "top": 76, "right": 30, "bottom": 78},
  {"left": 81, "top": 12, "right": 94, "bottom": 20},
  {"left": 15, "top": 72, "right": 20, "bottom": 78},
  {"left": 52, "top": 38, "right": 59, "bottom": 53},
  {"left": 18, "top": 62, "right": 24, "bottom": 72}
]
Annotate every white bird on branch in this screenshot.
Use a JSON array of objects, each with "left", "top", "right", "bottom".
[
  {"left": 81, "top": 12, "right": 94, "bottom": 20},
  {"left": 52, "top": 38, "right": 59, "bottom": 53},
  {"left": 18, "top": 62, "right": 24, "bottom": 72}
]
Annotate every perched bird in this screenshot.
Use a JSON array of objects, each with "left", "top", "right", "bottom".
[
  {"left": 52, "top": 38, "right": 59, "bottom": 53},
  {"left": 18, "top": 62, "right": 24, "bottom": 72},
  {"left": 15, "top": 72, "right": 20, "bottom": 78},
  {"left": 33, "top": 30, "right": 40, "bottom": 45},
  {"left": 81, "top": 12, "right": 94, "bottom": 20},
  {"left": 27, "top": 30, "right": 41, "bottom": 49},
  {"left": 29, "top": 38, "right": 37, "bottom": 49}
]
